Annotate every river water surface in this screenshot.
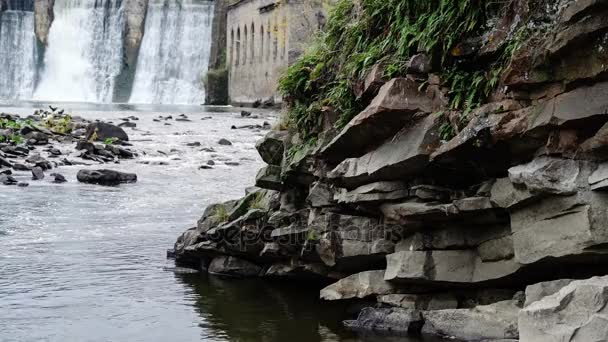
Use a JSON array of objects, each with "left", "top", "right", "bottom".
[{"left": 0, "top": 103, "right": 445, "bottom": 342}]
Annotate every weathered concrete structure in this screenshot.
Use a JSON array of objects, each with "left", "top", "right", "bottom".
[{"left": 226, "top": 0, "right": 330, "bottom": 105}]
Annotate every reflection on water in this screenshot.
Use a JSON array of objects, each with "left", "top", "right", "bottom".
[{"left": 176, "top": 274, "right": 450, "bottom": 342}]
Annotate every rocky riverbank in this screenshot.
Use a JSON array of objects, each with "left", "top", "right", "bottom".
[
  {"left": 171, "top": 0, "right": 608, "bottom": 341},
  {"left": 0, "top": 109, "right": 140, "bottom": 186}
]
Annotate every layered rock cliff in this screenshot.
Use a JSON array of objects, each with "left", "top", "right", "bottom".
[{"left": 173, "top": 0, "right": 608, "bottom": 340}]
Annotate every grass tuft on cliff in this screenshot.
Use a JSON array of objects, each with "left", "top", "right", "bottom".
[{"left": 279, "top": 0, "right": 524, "bottom": 142}]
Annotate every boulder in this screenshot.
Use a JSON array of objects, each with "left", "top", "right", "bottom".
[
  {"left": 524, "top": 279, "right": 575, "bottom": 307},
  {"left": 218, "top": 138, "right": 232, "bottom": 146},
  {"left": 320, "top": 270, "right": 397, "bottom": 300},
  {"left": 207, "top": 256, "right": 261, "bottom": 277},
  {"left": 509, "top": 192, "right": 608, "bottom": 265},
  {"left": 508, "top": 156, "right": 581, "bottom": 195},
  {"left": 354, "top": 63, "right": 387, "bottom": 100},
  {"left": 491, "top": 177, "right": 538, "bottom": 209},
  {"left": 519, "top": 276, "right": 608, "bottom": 342},
  {"left": 255, "top": 130, "right": 286, "bottom": 165},
  {"left": 31, "top": 166, "right": 44, "bottom": 180},
  {"left": 328, "top": 114, "right": 442, "bottom": 188},
  {"left": 76, "top": 169, "right": 137, "bottom": 186},
  {"left": 321, "top": 78, "right": 435, "bottom": 162},
  {"left": 306, "top": 182, "right": 335, "bottom": 207},
  {"left": 384, "top": 250, "right": 522, "bottom": 285},
  {"left": 422, "top": 300, "right": 520, "bottom": 341},
  {"left": 343, "top": 307, "right": 424, "bottom": 334},
  {"left": 85, "top": 122, "right": 129, "bottom": 142},
  {"left": 0, "top": 174, "right": 17, "bottom": 185},
  {"left": 51, "top": 173, "right": 67, "bottom": 183},
  {"left": 255, "top": 165, "right": 282, "bottom": 191}
]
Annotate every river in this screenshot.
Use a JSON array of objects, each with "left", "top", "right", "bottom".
[{"left": 0, "top": 103, "right": 445, "bottom": 342}]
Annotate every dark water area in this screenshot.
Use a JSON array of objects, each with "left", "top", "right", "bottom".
[{"left": 0, "top": 103, "right": 446, "bottom": 342}]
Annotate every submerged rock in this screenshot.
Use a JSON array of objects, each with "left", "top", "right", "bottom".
[
  {"left": 76, "top": 169, "right": 137, "bottom": 186},
  {"left": 207, "top": 256, "right": 262, "bottom": 277}
]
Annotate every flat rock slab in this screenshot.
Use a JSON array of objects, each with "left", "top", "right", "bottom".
[
  {"left": 422, "top": 300, "right": 520, "bottom": 341},
  {"left": 384, "top": 250, "right": 522, "bottom": 285},
  {"left": 320, "top": 270, "right": 396, "bottom": 300},
  {"left": 321, "top": 78, "right": 433, "bottom": 161},
  {"left": 328, "top": 114, "right": 441, "bottom": 188}
]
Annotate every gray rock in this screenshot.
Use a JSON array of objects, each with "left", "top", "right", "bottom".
[
  {"left": 354, "top": 62, "right": 387, "bottom": 100},
  {"left": 13, "top": 163, "right": 31, "bottom": 171},
  {"left": 477, "top": 235, "right": 515, "bottom": 262},
  {"left": 491, "top": 177, "right": 538, "bottom": 209},
  {"left": 406, "top": 53, "right": 432, "bottom": 74},
  {"left": 255, "top": 165, "right": 282, "bottom": 191},
  {"left": 344, "top": 307, "right": 424, "bottom": 334},
  {"left": 378, "top": 294, "right": 458, "bottom": 310},
  {"left": 218, "top": 138, "right": 232, "bottom": 146},
  {"left": 508, "top": 156, "right": 580, "bottom": 195},
  {"left": 519, "top": 276, "right": 608, "bottom": 342},
  {"left": 524, "top": 279, "right": 575, "bottom": 307},
  {"left": 422, "top": 300, "right": 520, "bottom": 341},
  {"left": 0, "top": 174, "right": 17, "bottom": 185},
  {"left": 207, "top": 256, "right": 261, "bottom": 277},
  {"left": 321, "top": 78, "right": 435, "bottom": 162},
  {"left": 530, "top": 81, "right": 608, "bottom": 131},
  {"left": 384, "top": 250, "right": 522, "bottom": 285},
  {"left": 76, "top": 169, "right": 137, "bottom": 186},
  {"left": 328, "top": 114, "right": 442, "bottom": 188},
  {"left": 85, "top": 122, "right": 129, "bottom": 142},
  {"left": 31, "top": 166, "right": 44, "bottom": 180},
  {"left": 50, "top": 173, "right": 66, "bottom": 183},
  {"left": 588, "top": 162, "right": 608, "bottom": 190},
  {"left": 510, "top": 193, "right": 608, "bottom": 265},
  {"left": 307, "top": 182, "right": 335, "bottom": 207},
  {"left": 255, "top": 130, "right": 286, "bottom": 165},
  {"left": 320, "top": 270, "right": 397, "bottom": 300}
]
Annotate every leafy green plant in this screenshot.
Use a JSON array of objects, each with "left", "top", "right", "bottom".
[
  {"left": 0, "top": 135, "right": 5, "bottom": 143},
  {"left": 9, "top": 134, "right": 23, "bottom": 144},
  {"left": 279, "top": 0, "right": 525, "bottom": 144},
  {"left": 104, "top": 137, "right": 118, "bottom": 146}
]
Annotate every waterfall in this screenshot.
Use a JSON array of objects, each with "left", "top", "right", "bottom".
[
  {"left": 129, "top": 0, "right": 214, "bottom": 105},
  {"left": 33, "top": 0, "right": 125, "bottom": 103},
  {"left": 0, "top": 3, "right": 37, "bottom": 101}
]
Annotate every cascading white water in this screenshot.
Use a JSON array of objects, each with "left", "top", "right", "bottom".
[
  {"left": 0, "top": 8, "right": 38, "bottom": 100},
  {"left": 129, "top": 0, "right": 214, "bottom": 105},
  {"left": 33, "top": 0, "right": 125, "bottom": 103}
]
